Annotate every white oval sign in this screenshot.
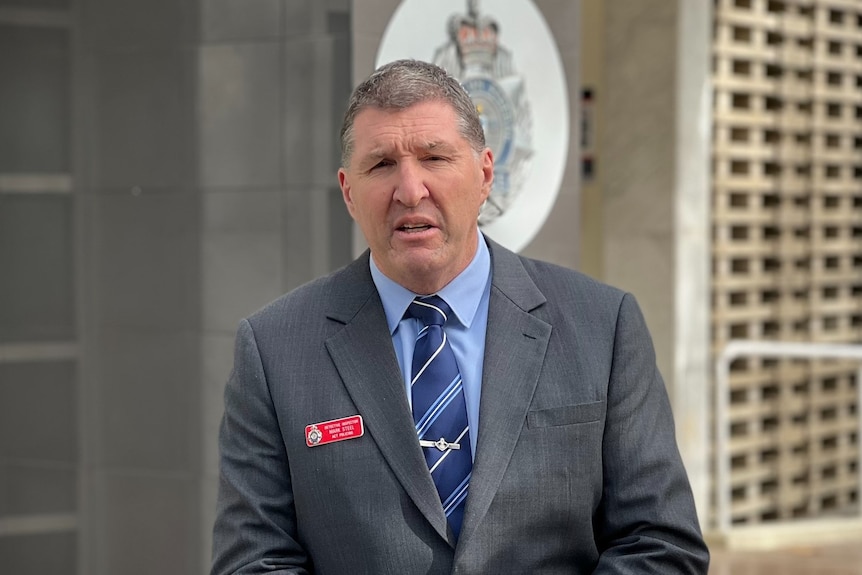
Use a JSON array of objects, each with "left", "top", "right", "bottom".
[{"left": 376, "top": 0, "right": 570, "bottom": 253}]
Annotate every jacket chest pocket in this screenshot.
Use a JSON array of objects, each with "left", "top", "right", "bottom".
[{"left": 526, "top": 400, "right": 605, "bottom": 429}]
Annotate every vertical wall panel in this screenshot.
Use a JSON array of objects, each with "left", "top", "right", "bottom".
[
  {"left": 0, "top": 195, "right": 75, "bottom": 342},
  {"left": 0, "top": 533, "right": 76, "bottom": 575},
  {"left": 0, "top": 25, "right": 70, "bottom": 173}
]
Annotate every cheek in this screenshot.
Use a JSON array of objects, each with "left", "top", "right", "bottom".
[
  {"left": 354, "top": 196, "right": 388, "bottom": 227},
  {"left": 468, "top": 179, "right": 488, "bottom": 211}
]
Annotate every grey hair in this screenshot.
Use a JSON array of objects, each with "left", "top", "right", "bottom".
[{"left": 340, "top": 59, "right": 485, "bottom": 167}]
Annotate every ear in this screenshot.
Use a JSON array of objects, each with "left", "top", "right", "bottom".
[
  {"left": 479, "top": 148, "right": 494, "bottom": 203},
  {"left": 338, "top": 168, "right": 356, "bottom": 218}
]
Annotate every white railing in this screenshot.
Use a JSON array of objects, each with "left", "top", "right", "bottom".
[{"left": 714, "top": 340, "right": 862, "bottom": 534}]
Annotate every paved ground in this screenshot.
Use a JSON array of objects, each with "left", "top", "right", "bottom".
[{"left": 710, "top": 543, "right": 862, "bottom": 574}]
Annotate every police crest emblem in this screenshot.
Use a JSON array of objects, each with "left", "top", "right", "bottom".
[
  {"left": 432, "top": 0, "right": 533, "bottom": 225},
  {"left": 307, "top": 424, "right": 322, "bottom": 446}
]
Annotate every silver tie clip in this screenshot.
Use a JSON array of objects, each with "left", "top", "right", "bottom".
[{"left": 419, "top": 438, "right": 461, "bottom": 452}]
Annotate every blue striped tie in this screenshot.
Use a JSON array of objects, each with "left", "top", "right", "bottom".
[{"left": 407, "top": 296, "right": 472, "bottom": 540}]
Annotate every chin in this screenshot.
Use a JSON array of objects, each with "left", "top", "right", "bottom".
[{"left": 390, "top": 255, "right": 440, "bottom": 284}]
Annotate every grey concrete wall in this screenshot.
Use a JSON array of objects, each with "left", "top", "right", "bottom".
[
  {"left": 196, "top": 1, "right": 352, "bottom": 569},
  {"left": 74, "top": 1, "right": 353, "bottom": 573},
  {"left": 519, "top": 0, "right": 581, "bottom": 269},
  {"left": 1, "top": 5, "right": 78, "bottom": 574},
  {"left": 600, "top": 0, "right": 712, "bottom": 525},
  {"left": 76, "top": 1, "right": 203, "bottom": 573}
]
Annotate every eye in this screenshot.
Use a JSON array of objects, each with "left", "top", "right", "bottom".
[{"left": 371, "top": 159, "right": 393, "bottom": 170}]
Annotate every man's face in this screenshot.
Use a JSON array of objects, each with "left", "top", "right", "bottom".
[{"left": 338, "top": 100, "right": 494, "bottom": 295}]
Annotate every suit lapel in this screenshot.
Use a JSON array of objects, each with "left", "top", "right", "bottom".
[
  {"left": 323, "top": 254, "right": 452, "bottom": 545},
  {"left": 456, "top": 240, "right": 551, "bottom": 551}
]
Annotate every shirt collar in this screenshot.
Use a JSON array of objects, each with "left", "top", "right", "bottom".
[{"left": 370, "top": 233, "right": 492, "bottom": 334}]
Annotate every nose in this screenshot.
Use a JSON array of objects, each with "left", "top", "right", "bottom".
[{"left": 392, "top": 160, "right": 428, "bottom": 207}]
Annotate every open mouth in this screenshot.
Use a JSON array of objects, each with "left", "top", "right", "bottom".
[{"left": 398, "top": 223, "right": 432, "bottom": 232}]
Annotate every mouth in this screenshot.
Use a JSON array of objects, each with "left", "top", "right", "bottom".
[{"left": 397, "top": 223, "right": 433, "bottom": 233}]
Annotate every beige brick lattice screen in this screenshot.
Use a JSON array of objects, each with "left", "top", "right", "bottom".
[{"left": 712, "top": 0, "right": 862, "bottom": 526}]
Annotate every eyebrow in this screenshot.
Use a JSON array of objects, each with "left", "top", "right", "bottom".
[
  {"left": 361, "top": 140, "right": 459, "bottom": 166},
  {"left": 424, "top": 141, "right": 457, "bottom": 154}
]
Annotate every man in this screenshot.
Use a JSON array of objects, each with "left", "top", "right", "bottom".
[{"left": 212, "top": 59, "right": 709, "bottom": 574}]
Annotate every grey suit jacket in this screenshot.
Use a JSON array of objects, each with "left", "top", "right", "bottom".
[{"left": 212, "top": 239, "right": 709, "bottom": 574}]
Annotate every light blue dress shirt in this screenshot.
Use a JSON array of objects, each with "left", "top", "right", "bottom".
[{"left": 369, "top": 234, "right": 492, "bottom": 456}]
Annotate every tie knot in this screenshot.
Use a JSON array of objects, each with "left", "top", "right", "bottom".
[{"left": 406, "top": 295, "right": 451, "bottom": 327}]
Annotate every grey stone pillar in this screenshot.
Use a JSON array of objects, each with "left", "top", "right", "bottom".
[
  {"left": 601, "top": 0, "right": 712, "bottom": 525},
  {"left": 77, "top": 0, "right": 203, "bottom": 572},
  {"left": 197, "top": 0, "right": 352, "bottom": 571},
  {"left": 77, "top": 1, "right": 353, "bottom": 573}
]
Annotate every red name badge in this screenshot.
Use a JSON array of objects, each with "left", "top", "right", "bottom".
[{"left": 306, "top": 415, "right": 364, "bottom": 447}]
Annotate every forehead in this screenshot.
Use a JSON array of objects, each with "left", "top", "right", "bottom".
[{"left": 352, "top": 100, "right": 465, "bottom": 149}]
